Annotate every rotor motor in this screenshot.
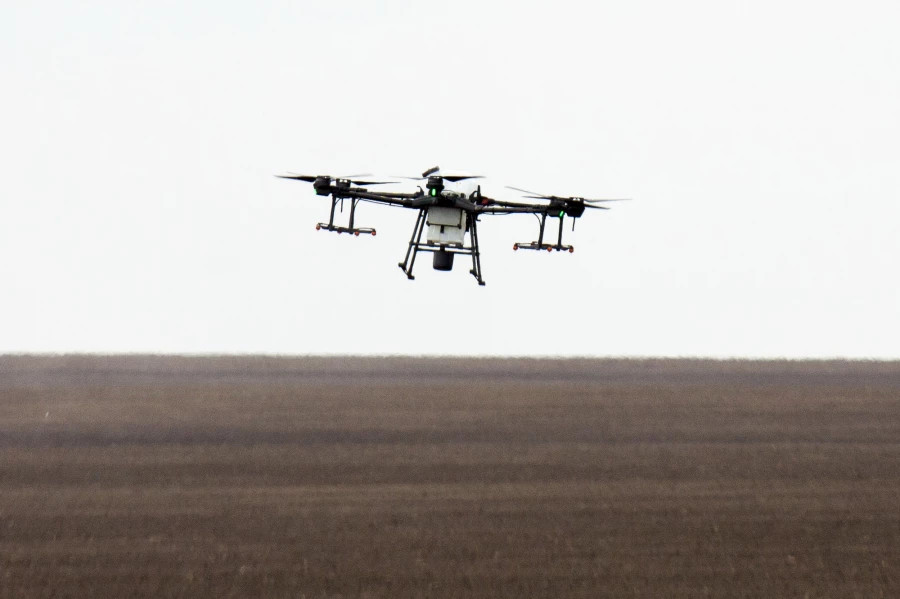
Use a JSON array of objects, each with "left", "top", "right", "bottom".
[
  {"left": 564, "top": 200, "right": 586, "bottom": 218},
  {"left": 312, "top": 176, "right": 332, "bottom": 196}
]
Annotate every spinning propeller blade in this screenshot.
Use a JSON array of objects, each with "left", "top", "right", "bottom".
[
  {"left": 277, "top": 174, "right": 318, "bottom": 182},
  {"left": 276, "top": 173, "right": 393, "bottom": 185},
  {"left": 505, "top": 186, "right": 548, "bottom": 198},
  {"left": 442, "top": 174, "right": 484, "bottom": 182},
  {"left": 393, "top": 175, "right": 485, "bottom": 182},
  {"left": 392, "top": 166, "right": 484, "bottom": 182},
  {"left": 506, "top": 186, "right": 629, "bottom": 204}
]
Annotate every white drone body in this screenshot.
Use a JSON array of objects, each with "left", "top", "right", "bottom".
[{"left": 421, "top": 169, "right": 480, "bottom": 247}]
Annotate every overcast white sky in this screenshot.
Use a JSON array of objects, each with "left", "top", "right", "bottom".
[{"left": 2, "top": 1, "right": 898, "bottom": 357}]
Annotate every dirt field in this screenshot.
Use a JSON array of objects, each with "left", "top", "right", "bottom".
[{"left": 2, "top": 356, "right": 899, "bottom": 598}]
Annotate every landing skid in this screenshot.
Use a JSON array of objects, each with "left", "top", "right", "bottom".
[
  {"left": 512, "top": 213, "right": 575, "bottom": 254},
  {"left": 316, "top": 223, "right": 375, "bottom": 236},
  {"left": 513, "top": 242, "right": 573, "bottom": 253},
  {"left": 316, "top": 196, "right": 375, "bottom": 236}
]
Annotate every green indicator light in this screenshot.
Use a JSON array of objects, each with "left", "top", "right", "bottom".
[
  {"left": 558, "top": 210, "right": 565, "bottom": 218},
  {"left": 431, "top": 188, "right": 437, "bottom": 197}
]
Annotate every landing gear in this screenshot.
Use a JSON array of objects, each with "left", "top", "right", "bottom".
[
  {"left": 315, "top": 197, "right": 376, "bottom": 236},
  {"left": 398, "top": 209, "right": 485, "bottom": 285},
  {"left": 512, "top": 213, "right": 575, "bottom": 253}
]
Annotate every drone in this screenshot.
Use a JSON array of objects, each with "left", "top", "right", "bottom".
[{"left": 277, "top": 166, "right": 628, "bottom": 285}]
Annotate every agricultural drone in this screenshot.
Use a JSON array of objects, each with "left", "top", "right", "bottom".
[{"left": 277, "top": 166, "right": 628, "bottom": 285}]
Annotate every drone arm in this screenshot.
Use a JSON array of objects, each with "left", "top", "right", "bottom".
[
  {"left": 356, "top": 197, "right": 415, "bottom": 208},
  {"left": 476, "top": 203, "right": 550, "bottom": 216},
  {"left": 357, "top": 190, "right": 424, "bottom": 200},
  {"left": 327, "top": 188, "right": 424, "bottom": 207},
  {"left": 346, "top": 191, "right": 416, "bottom": 207}
]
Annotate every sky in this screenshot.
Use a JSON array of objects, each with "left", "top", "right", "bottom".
[{"left": 1, "top": 0, "right": 898, "bottom": 358}]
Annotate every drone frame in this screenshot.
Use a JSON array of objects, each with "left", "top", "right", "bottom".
[{"left": 277, "top": 168, "right": 625, "bottom": 285}]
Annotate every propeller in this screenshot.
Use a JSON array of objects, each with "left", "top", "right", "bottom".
[
  {"left": 505, "top": 186, "right": 629, "bottom": 204},
  {"left": 276, "top": 173, "right": 393, "bottom": 186},
  {"left": 392, "top": 166, "right": 485, "bottom": 182}
]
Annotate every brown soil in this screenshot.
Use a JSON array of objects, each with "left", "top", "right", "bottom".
[{"left": 2, "top": 356, "right": 899, "bottom": 598}]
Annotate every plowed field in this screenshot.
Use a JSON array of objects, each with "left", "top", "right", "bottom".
[{"left": 2, "top": 356, "right": 899, "bottom": 598}]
